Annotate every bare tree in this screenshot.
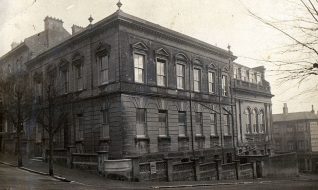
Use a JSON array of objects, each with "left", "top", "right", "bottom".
[
  {"left": 244, "top": 0, "right": 318, "bottom": 84},
  {"left": 0, "top": 69, "right": 32, "bottom": 167},
  {"left": 36, "top": 72, "right": 67, "bottom": 176}
]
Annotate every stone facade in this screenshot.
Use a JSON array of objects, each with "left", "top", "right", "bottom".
[
  {"left": 0, "top": 9, "right": 273, "bottom": 168},
  {"left": 233, "top": 64, "right": 273, "bottom": 156}
]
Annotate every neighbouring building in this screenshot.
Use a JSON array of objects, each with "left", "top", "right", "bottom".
[
  {"left": 0, "top": 7, "right": 274, "bottom": 177},
  {"left": 273, "top": 103, "right": 318, "bottom": 172},
  {"left": 233, "top": 63, "right": 273, "bottom": 157}
]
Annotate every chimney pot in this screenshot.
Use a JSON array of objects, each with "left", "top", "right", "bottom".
[
  {"left": 44, "top": 16, "right": 64, "bottom": 31},
  {"left": 283, "top": 103, "right": 288, "bottom": 115}
]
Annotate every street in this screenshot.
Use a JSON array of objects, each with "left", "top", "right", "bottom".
[
  {"left": 0, "top": 164, "right": 89, "bottom": 190},
  {"left": 1, "top": 163, "right": 318, "bottom": 190}
]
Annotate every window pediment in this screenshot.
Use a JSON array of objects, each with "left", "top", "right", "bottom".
[
  {"left": 96, "top": 42, "right": 111, "bottom": 56},
  {"left": 175, "top": 53, "right": 188, "bottom": 62},
  {"left": 72, "top": 52, "right": 84, "bottom": 66},
  {"left": 208, "top": 63, "right": 217, "bottom": 70},
  {"left": 155, "top": 48, "right": 169, "bottom": 57},
  {"left": 59, "top": 58, "right": 69, "bottom": 70},
  {"left": 193, "top": 58, "right": 202, "bottom": 66},
  {"left": 132, "top": 42, "right": 148, "bottom": 52},
  {"left": 33, "top": 72, "right": 42, "bottom": 82}
]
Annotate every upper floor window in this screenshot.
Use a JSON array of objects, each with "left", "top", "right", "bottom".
[
  {"left": 210, "top": 113, "right": 217, "bottom": 136},
  {"left": 288, "top": 141, "right": 294, "bottom": 151},
  {"left": 158, "top": 110, "right": 168, "bottom": 136},
  {"left": 208, "top": 71, "right": 216, "bottom": 93},
  {"left": 75, "top": 65, "right": 83, "bottom": 91},
  {"left": 176, "top": 64, "right": 185, "bottom": 89},
  {"left": 259, "top": 110, "right": 265, "bottom": 133},
  {"left": 136, "top": 108, "right": 147, "bottom": 138},
  {"left": 245, "top": 108, "right": 252, "bottom": 134},
  {"left": 60, "top": 69, "right": 69, "bottom": 94},
  {"left": 241, "top": 69, "right": 247, "bottom": 81},
  {"left": 76, "top": 114, "right": 84, "bottom": 141},
  {"left": 252, "top": 109, "right": 258, "bottom": 133},
  {"left": 134, "top": 54, "right": 145, "bottom": 83},
  {"left": 223, "top": 114, "right": 230, "bottom": 136},
  {"left": 193, "top": 68, "right": 201, "bottom": 92},
  {"left": 101, "top": 109, "right": 109, "bottom": 139},
  {"left": 221, "top": 75, "right": 228, "bottom": 96},
  {"left": 233, "top": 67, "right": 238, "bottom": 79},
  {"left": 250, "top": 72, "right": 255, "bottom": 83},
  {"left": 156, "top": 58, "right": 166, "bottom": 87},
  {"left": 256, "top": 72, "right": 262, "bottom": 85},
  {"left": 195, "top": 112, "right": 203, "bottom": 136},
  {"left": 178, "top": 111, "right": 187, "bottom": 136},
  {"left": 287, "top": 125, "right": 294, "bottom": 133},
  {"left": 99, "top": 54, "right": 109, "bottom": 84}
]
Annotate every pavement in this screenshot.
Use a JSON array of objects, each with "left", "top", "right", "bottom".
[{"left": 1, "top": 153, "right": 318, "bottom": 190}]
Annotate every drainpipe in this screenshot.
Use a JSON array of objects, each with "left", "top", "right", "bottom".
[{"left": 188, "top": 58, "right": 197, "bottom": 180}]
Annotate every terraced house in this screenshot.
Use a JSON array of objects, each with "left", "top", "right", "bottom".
[{"left": 0, "top": 8, "right": 273, "bottom": 168}]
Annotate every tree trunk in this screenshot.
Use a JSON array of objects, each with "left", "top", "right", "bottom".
[
  {"left": 16, "top": 130, "right": 22, "bottom": 167},
  {"left": 48, "top": 133, "right": 53, "bottom": 176}
]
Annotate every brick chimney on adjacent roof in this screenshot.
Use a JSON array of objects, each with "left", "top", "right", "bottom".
[
  {"left": 11, "top": 42, "right": 20, "bottom": 49},
  {"left": 283, "top": 103, "right": 288, "bottom": 115},
  {"left": 44, "top": 16, "right": 64, "bottom": 31},
  {"left": 71, "top": 25, "right": 84, "bottom": 35},
  {"left": 311, "top": 105, "right": 315, "bottom": 113}
]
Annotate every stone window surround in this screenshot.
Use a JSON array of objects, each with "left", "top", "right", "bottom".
[
  {"left": 132, "top": 42, "right": 149, "bottom": 84},
  {"left": 96, "top": 42, "right": 111, "bottom": 86},
  {"left": 72, "top": 53, "right": 85, "bottom": 92},
  {"left": 155, "top": 48, "right": 169, "bottom": 87}
]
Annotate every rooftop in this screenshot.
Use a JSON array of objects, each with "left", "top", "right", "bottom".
[{"left": 273, "top": 111, "right": 318, "bottom": 122}]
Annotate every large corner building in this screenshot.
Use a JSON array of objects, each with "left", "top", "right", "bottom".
[{"left": 0, "top": 9, "right": 273, "bottom": 164}]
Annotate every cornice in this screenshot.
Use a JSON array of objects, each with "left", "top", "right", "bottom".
[{"left": 117, "top": 17, "right": 236, "bottom": 61}]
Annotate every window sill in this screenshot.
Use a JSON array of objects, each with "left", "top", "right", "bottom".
[
  {"left": 135, "top": 136, "right": 150, "bottom": 142},
  {"left": 99, "top": 137, "right": 110, "bottom": 142},
  {"left": 158, "top": 136, "right": 171, "bottom": 141},
  {"left": 75, "top": 139, "right": 84, "bottom": 143},
  {"left": 178, "top": 136, "right": 189, "bottom": 140},
  {"left": 195, "top": 135, "right": 205, "bottom": 140}
]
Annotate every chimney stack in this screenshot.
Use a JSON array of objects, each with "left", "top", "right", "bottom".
[
  {"left": 11, "top": 42, "right": 20, "bottom": 49},
  {"left": 44, "top": 16, "right": 64, "bottom": 31},
  {"left": 283, "top": 103, "right": 288, "bottom": 115},
  {"left": 311, "top": 105, "right": 315, "bottom": 113},
  {"left": 71, "top": 25, "right": 84, "bottom": 35}
]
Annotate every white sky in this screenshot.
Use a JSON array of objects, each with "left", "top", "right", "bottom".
[{"left": 1, "top": 0, "right": 317, "bottom": 114}]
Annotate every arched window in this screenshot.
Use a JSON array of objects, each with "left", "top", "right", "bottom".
[
  {"left": 245, "top": 108, "right": 252, "bottom": 134},
  {"left": 259, "top": 110, "right": 265, "bottom": 133},
  {"left": 252, "top": 109, "right": 258, "bottom": 133}
]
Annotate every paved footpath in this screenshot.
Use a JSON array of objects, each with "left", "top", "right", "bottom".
[{"left": 1, "top": 153, "right": 318, "bottom": 190}]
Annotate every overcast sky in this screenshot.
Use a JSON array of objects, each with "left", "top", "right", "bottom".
[{"left": 1, "top": 0, "right": 317, "bottom": 114}]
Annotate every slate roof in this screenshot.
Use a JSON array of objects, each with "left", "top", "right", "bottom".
[{"left": 273, "top": 111, "right": 318, "bottom": 122}]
